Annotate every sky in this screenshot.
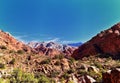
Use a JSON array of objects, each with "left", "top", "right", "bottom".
[{"left": 0, "top": 0, "right": 120, "bottom": 44}]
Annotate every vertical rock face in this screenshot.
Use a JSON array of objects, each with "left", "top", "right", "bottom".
[
  {"left": 102, "top": 68, "right": 120, "bottom": 83},
  {"left": 72, "top": 23, "right": 120, "bottom": 59}
]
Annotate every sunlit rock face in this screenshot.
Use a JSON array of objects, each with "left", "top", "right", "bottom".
[{"left": 72, "top": 22, "right": 120, "bottom": 59}]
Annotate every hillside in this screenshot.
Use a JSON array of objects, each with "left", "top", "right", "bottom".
[{"left": 72, "top": 22, "right": 120, "bottom": 59}]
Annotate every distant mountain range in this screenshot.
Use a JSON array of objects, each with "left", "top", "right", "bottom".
[
  {"left": 27, "top": 41, "right": 78, "bottom": 56},
  {"left": 67, "top": 42, "right": 82, "bottom": 47}
]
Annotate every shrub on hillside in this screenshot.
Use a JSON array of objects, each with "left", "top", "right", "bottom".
[
  {"left": 0, "top": 63, "right": 5, "bottom": 69},
  {"left": 40, "top": 58, "right": 51, "bottom": 64},
  {"left": 10, "top": 69, "right": 38, "bottom": 83},
  {"left": 0, "top": 45, "right": 7, "bottom": 50},
  {"left": 17, "top": 50, "right": 24, "bottom": 54},
  {"left": 54, "top": 61, "right": 61, "bottom": 66}
]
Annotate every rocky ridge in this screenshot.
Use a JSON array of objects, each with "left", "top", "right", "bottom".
[
  {"left": 28, "top": 41, "right": 77, "bottom": 56},
  {"left": 72, "top": 22, "right": 120, "bottom": 59}
]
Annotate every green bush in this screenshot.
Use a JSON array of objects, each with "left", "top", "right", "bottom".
[
  {"left": 50, "top": 71, "right": 60, "bottom": 78},
  {"left": 10, "top": 69, "right": 38, "bottom": 83},
  {"left": 54, "top": 61, "right": 61, "bottom": 66},
  {"left": 69, "top": 57, "right": 75, "bottom": 64},
  {"left": 38, "top": 74, "right": 55, "bottom": 83},
  {"left": 9, "top": 58, "right": 15, "bottom": 65},
  {"left": 40, "top": 59, "right": 51, "bottom": 64},
  {"left": 9, "top": 50, "right": 16, "bottom": 53},
  {"left": 62, "top": 72, "right": 69, "bottom": 79},
  {"left": 67, "top": 69, "right": 74, "bottom": 74},
  {"left": 0, "top": 63, "right": 5, "bottom": 69},
  {"left": 54, "top": 54, "right": 64, "bottom": 60},
  {"left": 17, "top": 50, "right": 24, "bottom": 54}
]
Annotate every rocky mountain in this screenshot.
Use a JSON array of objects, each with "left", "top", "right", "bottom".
[
  {"left": 28, "top": 41, "right": 77, "bottom": 56},
  {"left": 0, "top": 30, "right": 34, "bottom": 53},
  {"left": 72, "top": 22, "right": 120, "bottom": 59}
]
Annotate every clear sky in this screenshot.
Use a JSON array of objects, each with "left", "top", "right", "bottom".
[{"left": 0, "top": 0, "right": 120, "bottom": 43}]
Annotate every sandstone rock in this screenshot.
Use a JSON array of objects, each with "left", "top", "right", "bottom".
[
  {"left": 61, "top": 59, "right": 69, "bottom": 71},
  {"left": 72, "top": 22, "right": 120, "bottom": 59},
  {"left": 88, "top": 66, "right": 99, "bottom": 73},
  {"left": 77, "top": 75, "right": 96, "bottom": 83},
  {"left": 102, "top": 68, "right": 120, "bottom": 83},
  {"left": 0, "top": 30, "right": 35, "bottom": 53}
]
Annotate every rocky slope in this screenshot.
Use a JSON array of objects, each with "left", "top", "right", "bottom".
[
  {"left": 28, "top": 42, "right": 77, "bottom": 56},
  {"left": 72, "top": 22, "right": 120, "bottom": 59},
  {"left": 0, "top": 30, "right": 34, "bottom": 53}
]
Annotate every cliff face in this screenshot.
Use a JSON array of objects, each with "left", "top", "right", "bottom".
[{"left": 72, "top": 23, "right": 120, "bottom": 59}]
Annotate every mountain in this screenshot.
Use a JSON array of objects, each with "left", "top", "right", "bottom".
[
  {"left": 68, "top": 42, "right": 82, "bottom": 47},
  {"left": 28, "top": 41, "right": 77, "bottom": 56},
  {"left": 72, "top": 22, "right": 120, "bottom": 59},
  {"left": 0, "top": 30, "right": 34, "bottom": 53}
]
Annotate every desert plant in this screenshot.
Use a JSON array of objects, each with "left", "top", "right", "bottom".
[
  {"left": 54, "top": 61, "right": 61, "bottom": 66},
  {"left": 17, "top": 50, "right": 24, "bottom": 54},
  {"left": 0, "top": 63, "right": 5, "bottom": 69},
  {"left": 9, "top": 58, "right": 15, "bottom": 65},
  {"left": 0, "top": 45, "right": 7, "bottom": 50},
  {"left": 53, "top": 54, "right": 64, "bottom": 60},
  {"left": 10, "top": 69, "right": 38, "bottom": 83},
  {"left": 9, "top": 50, "right": 16, "bottom": 53},
  {"left": 50, "top": 71, "right": 60, "bottom": 78},
  {"left": 67, "top": 69, "right": 75, "bottom": 74},
  {"left": 38, "top": 74, "right": 55, "bottom": 83},
  {"left": 69, "top": 57, "right": 75, "bottom": 64},
  {"left": 62, "top": 72, "right": 69, "bottom": 79},
  {"left": 40, "top": 58, "right": 51, "bottom": 64}
]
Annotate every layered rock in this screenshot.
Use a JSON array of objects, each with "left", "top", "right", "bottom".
[{"left": 72, "top": 23, "right": 120, "bottom": 59}]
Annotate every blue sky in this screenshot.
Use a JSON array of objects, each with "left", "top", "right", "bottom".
[{"left": 0, "top": 0, "right": 120, "bottom": 43}]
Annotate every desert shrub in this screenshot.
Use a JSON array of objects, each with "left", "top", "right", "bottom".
[
  {"left": 0, "top": 63, "right": 5, "bottom": 69},
  {"left": 9, "top": 50, "right": 16, "bottom": 53},
  {"left": 9, "top": 58, "right": 15, "bottom": 65},
  {"left": 62, "top": 72, "right": 69, "bottom": 79},
  {"left": 68, "top": 80, "right": 74, "bottom": 83},
  {"left": 54, "top": 54, "right": 64, "bottom": 60},
  {"left": 17, "top": 50, "right": 24, "bottom": 54},
  {"left": 50, "top": 71, "right": 60, "bottom": 78},
  {"left": 87, "top": 71, "right": 102, "bottom": 82},
  {"left": 77, "top": 70, "right": 86, "bottom": 75},
  {"left": 54, "top": 61, "right": 61, "bottom": 66},
  {"left": 94, "top": 62, "right": 102, "bottom": 69},
  {"left": 69, "top": 57, "right": 75, "bottom": 64},
  {"left": 67, "top": 69, "right": 74, "bottom": 74},
  {"left": 40, "top": 58, "right": 51, "bottom": 64},
  {"left": 0, "top": 45, "right": 7, "bottom": 50},
  {"left": 38, "top": 74, "right": 55, "bottom": 83},
  {"left": 10, "top": 69, "right": 38, "bottom": 83}
]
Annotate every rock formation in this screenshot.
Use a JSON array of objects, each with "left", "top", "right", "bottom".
[
  {"left": 102, "top": 68, "right": 120, "bottom": 83},
  {"left": 0, "top": 30, "right": 35, "bottom": 53},
  {"left": 28, "top": 42, "right": 77, "bottom": 56},
  {"left": 72, "top": 23, "right": 120, "bottom": 59}
]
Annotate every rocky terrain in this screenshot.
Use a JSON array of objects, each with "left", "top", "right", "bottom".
[
  {"left": 72, "top": 22, "right": 120, "bottom": 59},
  {"left": 28, "top": 41, "right": 77, "bottom": 57},
  {"left": 1, "top": 23, "right": 120, "bottom": 83}
]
